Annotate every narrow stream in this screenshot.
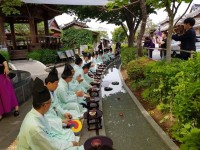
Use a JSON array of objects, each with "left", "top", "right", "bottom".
[{"left": 101, "top": 61, "right": 170, "bottom": 150}]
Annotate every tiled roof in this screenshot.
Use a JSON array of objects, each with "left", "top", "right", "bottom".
[{"left": 62, "top": 20, "right": 88, "bottom": 29}]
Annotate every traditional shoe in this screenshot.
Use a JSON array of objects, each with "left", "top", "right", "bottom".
[
  {"left": 13, "top": 110, "right": 20, "bottom": 117},
  {"left": 112, "top": 81, "right": 119, "bottom": 85},
  {"left": 104, "top": 87, "right": 113, "bottom": 91}
]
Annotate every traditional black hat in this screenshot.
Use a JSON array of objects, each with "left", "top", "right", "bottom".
[
  {"left": 99, "top": 51, "right": 103, "bottom": 55},
  {"left": 65, "top": 63, "right": 73, "bottom": 71},
  {"left": 45, "top": 66, "right": 58, "bottom": 84},
  {"left": 62, "top": 63, "right": 73, "bottom": 77},
  {"left": 84, "top": 136, "right": 113, "bottom": 150},
  {"left": 75, "top": 57, "right": 83, "bottom": 65},
  {"left": 82, "top": 52, "right": 88, "bottom": 57},
  {"left": 82, "top": 62, "right": 91, "bottom": 69},
  {"left": 33, "top": 77, "right": 50, "bottom": 105}
]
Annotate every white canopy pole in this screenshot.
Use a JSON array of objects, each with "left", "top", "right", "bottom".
[{"left": 22, "top": 0, "right": 109, "bottom": 6}]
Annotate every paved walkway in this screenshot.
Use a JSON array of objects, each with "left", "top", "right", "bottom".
[
  {"left": 0, "top": 98, "right": 32, "bottom": 150},
  {"left": 9, "top": 60, "right": 65, "bottom": 80}
]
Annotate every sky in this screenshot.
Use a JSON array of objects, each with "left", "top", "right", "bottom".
[{"left": 55, "top": 0, "right": 200, "bottom": 38}]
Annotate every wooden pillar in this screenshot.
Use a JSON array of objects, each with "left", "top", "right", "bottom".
[
  {"left": 44, "top": 19, "right": 49, "bottom": 48},
  {"left": 35, "top": 22, "right": 38, "bottom": 43},
  {"left": 0, "top": 16, "right": 6, "bottom": 46},
  {"left": 44, "top": 19, "right": 49, "bottom": 36},
  {"left": 10, "top": 22, "right": 17, "bottom": 50},
  {"left": 29, "top": 17, "right": 37, "bottom": 43}
]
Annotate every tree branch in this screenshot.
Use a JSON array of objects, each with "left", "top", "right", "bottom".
[
  {"left": 174, "top": 0, "right": 193, "bottom": 27},
  {"left": 103, "top": 0, "right": 140, "bottom": 12},
  {"left": 172, "top": 0, "right": 176, "bottom": 14},
  {"left": 174, "top": 2, "right": 182, "bottom": 16},
  {"left": 120, "top": 22, "right": 128, "bottom": 37}
]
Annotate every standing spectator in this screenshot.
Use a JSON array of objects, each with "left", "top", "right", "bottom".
[
  {"left": 143, "top": 37, "right": 155, "bottom": 58},
  {"left": 159, "top": 31, "right": 168, "bottom": 59},
  {"left": 0, "top": 54, "right": 19, "bottom": 120},
  {"left": 115, "top": 42, "right": 121, "bottom": 57},
  {"left": 172, "top": 17, "right": 196, "bottom": 60}
]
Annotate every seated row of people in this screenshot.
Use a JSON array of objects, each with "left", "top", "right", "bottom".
[
  {"left": 17, "top": 56, "right": 105, "bottom": 150},
  {"left": 82, "top": 49, "right": 115, "bottom": 74}
]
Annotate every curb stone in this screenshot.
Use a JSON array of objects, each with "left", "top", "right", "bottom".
[{"left": 119, "top": 64, "right": 180, "bottom": 150}]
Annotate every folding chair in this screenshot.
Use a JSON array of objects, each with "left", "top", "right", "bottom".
[
  {"left": 65, "top": 50, "right": 74, "bottom": 63},
  {"left": 56, "top": 51, "right": 67, "bottom": 63}
]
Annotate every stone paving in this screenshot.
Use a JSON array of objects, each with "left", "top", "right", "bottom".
[{"left": 0, "top": 98, "right": 32, "bottom": 150}]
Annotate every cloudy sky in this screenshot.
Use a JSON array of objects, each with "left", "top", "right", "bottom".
[{"left": 55, "top": 0, "right": 200, "bottom": 38}]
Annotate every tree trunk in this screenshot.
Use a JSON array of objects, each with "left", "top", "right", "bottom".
[
  {"left": 166, "top": 18, "right": 174, "bottom": 62},
  {"left": 137, "top": 0, "right": 147, "bottom": 57},
  {"left": 128, "top": 31, "right": 134, "bottom": 47}
]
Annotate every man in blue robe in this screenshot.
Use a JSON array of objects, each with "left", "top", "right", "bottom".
[{"left": 17, "top": 77, "right": 83, "bottom": 150}]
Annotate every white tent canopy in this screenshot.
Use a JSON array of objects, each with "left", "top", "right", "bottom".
[{"left": 22, "top": 0, "right": 109, "bottom": 6}]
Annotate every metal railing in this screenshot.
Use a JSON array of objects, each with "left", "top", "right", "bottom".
[{"left": 144, "top": 47, "right": 197, "bottom": 59}]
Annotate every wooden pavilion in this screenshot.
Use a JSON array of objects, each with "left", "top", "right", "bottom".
[{"left": 0, "top": 3, "right": 61, "bottom": 59}]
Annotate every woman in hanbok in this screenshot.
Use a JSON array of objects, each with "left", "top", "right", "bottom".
[{"left": 0, "top": 54, "right": 19, "bottom": 120}]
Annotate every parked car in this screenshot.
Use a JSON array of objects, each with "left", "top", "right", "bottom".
[
  {"left": 196, "top": 35, "right": 200, "bottom": 52},
  {"left": 171, "top": 40, "right": 180, "bottom": 54}
]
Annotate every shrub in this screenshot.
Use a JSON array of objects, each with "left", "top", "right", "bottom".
[
  {"left": 181, "top": 128, "right": 200, "bottom": 150},
  {"left": 28, "top": 49, "right": 56, "bottom": 64},
  {"left": 120, "top": 46, "right": 136, "bottom": 66},
  {"left": 130, "top": 53, "right": 200, "bottom": 145},
  {"left": 0, "top": 50, "right": 10, "bottom": 61},
  {"left": 127, "top": 57, "right": 153, "bottom": 81},
  {"left": 28, "top": 51, "right": 41, "bottom": 61}
]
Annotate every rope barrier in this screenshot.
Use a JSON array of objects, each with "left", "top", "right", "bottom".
[{"left": 143, "top": 47, "right": 196, "bottom": 54}]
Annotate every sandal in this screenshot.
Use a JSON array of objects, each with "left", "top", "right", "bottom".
[{"left": 14, "top": 110, "right": 20, "bottom": 117}]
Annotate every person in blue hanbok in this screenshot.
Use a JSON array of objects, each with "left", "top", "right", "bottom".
[
  {"left": 91, "top": 52, "right": 102, "bottom": 69},
  {"left": 73, "top": 57, "right": 92, "bottom": 91},
  {"left": 44, "top": 67, "right": 80, "bottom": 142},
  {"left": 103, "top": 49, "right": 110, "bottom": 62},
  {"left": 55, "top": 64, "right": 86, "bottom": 116},
  {"left": 17, "top": 77, "right": 84, "bottom": 150},
  {"left": 81, "top": 62, "right": 94, "bottom": 85},
  {"left": 73, "top": 57, "right": 83, "bottom": 76},
  {"left": 108, "top": 47, "right": 115, "bottom": 60},
  {"left": 83, "top": 53, "right": 96, "bottom": 73},
  {"left": 97, "top": 51, "right": 103, "bottom": 64},
  {"left": 67, "top": 63, "right": 88, "bottom": 95}
]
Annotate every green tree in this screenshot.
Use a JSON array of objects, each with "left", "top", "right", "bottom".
[
  {"left": 146, "top": 0, "right": 193, "bottom": 62},
  {"left": 112, "top": 26, "right": 127, "bottom": 43},
  {"left": 98, "top": 31, "right": 109, "bottom": 39},
  {"left": 145, "top": 18, "right": 157, "bottom": 35},
  {"left": 0, "top": 0, "right": 22, "bottom": 16},
  {"left": 60, "top": 2, "right": 154, "bottom": 49},
  {"left": 107, "top": 0, "right": 150, "bottom": 56},
  {"left": 62, "top": 28, "right": 94, "bottom": 49}
]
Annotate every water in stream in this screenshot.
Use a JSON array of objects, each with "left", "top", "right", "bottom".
[{"left": 101, "top": 61, "right": 170, "bottom": 150}]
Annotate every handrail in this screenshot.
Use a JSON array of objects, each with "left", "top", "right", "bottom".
[
  {"left": 144, "top": 47, "right": 197, "bottom": 59},
  {"left": 144, "top": 47, "right": 196, "bottom": 54}
]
